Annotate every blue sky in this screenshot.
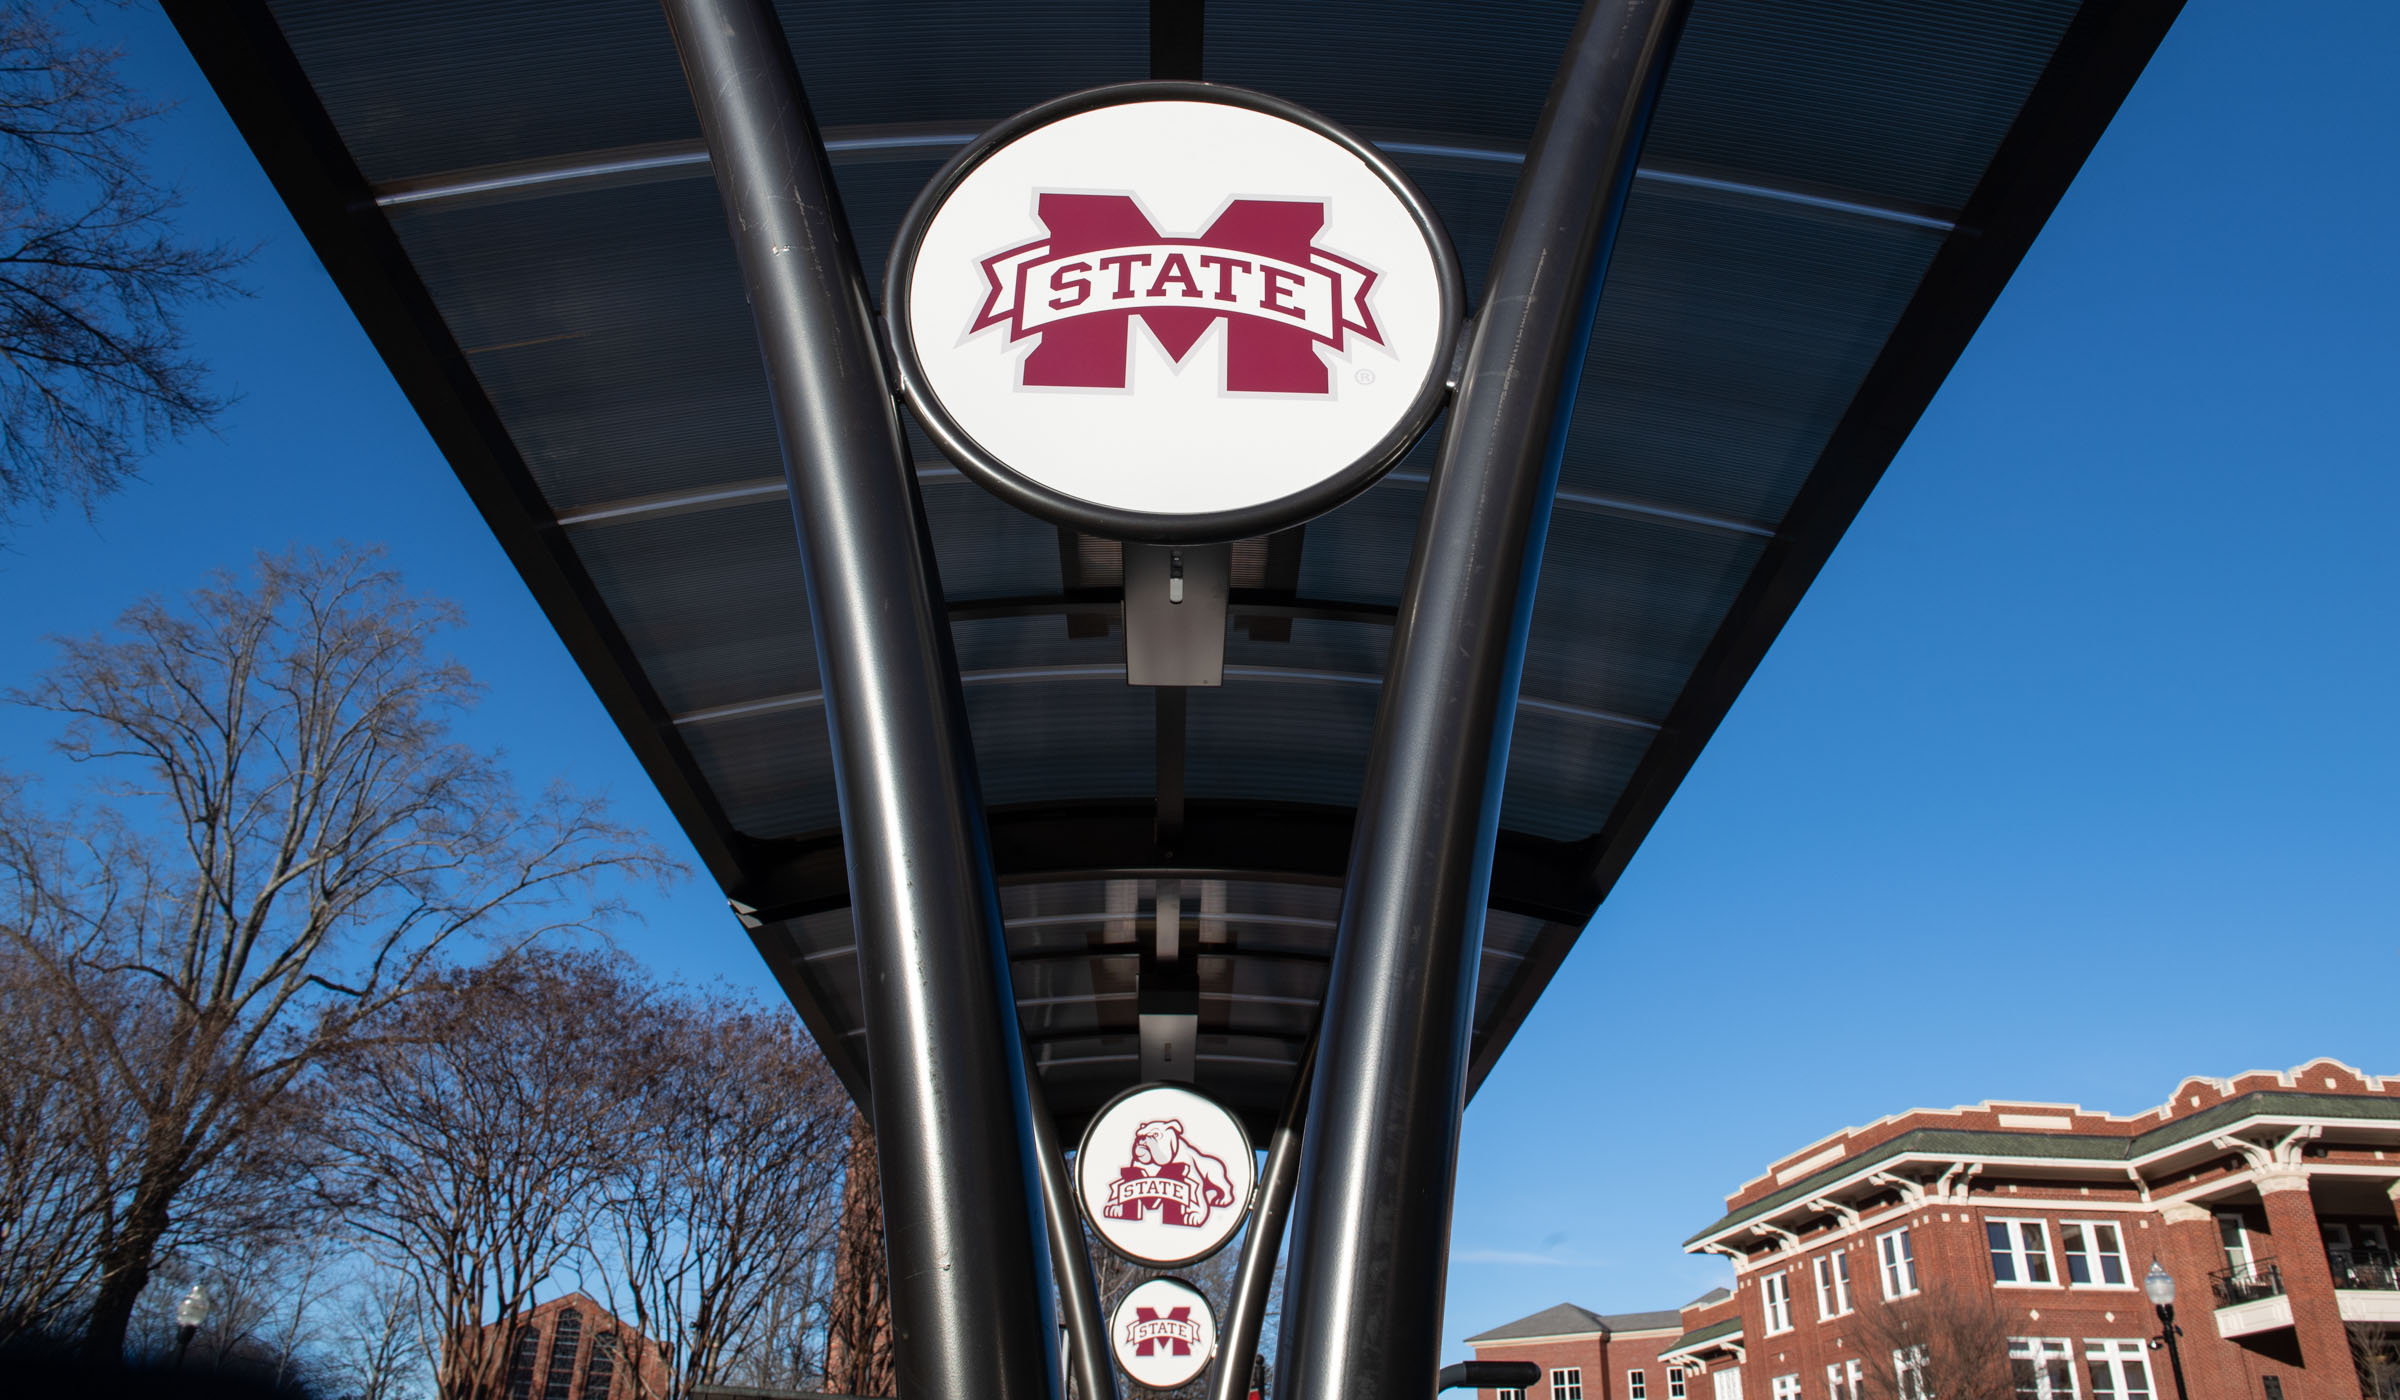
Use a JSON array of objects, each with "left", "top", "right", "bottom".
[{"left": 0, "top": 0, "right": 2391, "bottom": 1372}]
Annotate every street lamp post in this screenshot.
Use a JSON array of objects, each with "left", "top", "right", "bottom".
[
  {"left": 173, "top": 1283, "right": 210, "bottom": 1369},
  {"left": 2144, "top": 1261, "right": 2191, "bottom": 1400}
]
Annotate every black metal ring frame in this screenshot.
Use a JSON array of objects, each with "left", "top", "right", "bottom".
[
  {"left": 884, "top": 79, "right": 1467, "bottom": 544},
  {"left": 1071, "top": 1078, "right": 1258, "bottom": 1268}
]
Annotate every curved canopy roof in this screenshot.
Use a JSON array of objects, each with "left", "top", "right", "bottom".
[{"left": 170, "top": 0, "right": 2178, "bottom": 1137}]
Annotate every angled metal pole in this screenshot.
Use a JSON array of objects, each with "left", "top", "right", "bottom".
[
  {"left": 1023, "top": 1057, "right": 1117, "bottom": 1400},
  {"left": 1272, "top": 0, "right": 1688, "bottom": 1394},
  {"left": 1206, "top": 1037, "right": 1315, "bottom": 1400},
  {"left": 659, "top": 3, "right": 1058, "bottom": 1396}
]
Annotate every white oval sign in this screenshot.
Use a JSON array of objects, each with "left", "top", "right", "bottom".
[
  {"left": 889, "top": 83, "right": 1462, "bottom": 542},
  {"left": 1111, "top": 1276, "right": 1218, "bottom": 1391},
  {"left": 1076, "top": 1081, "right": 1256, "bottom": 1266}
]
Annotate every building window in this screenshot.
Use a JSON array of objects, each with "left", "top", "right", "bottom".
[
  {"left": 582, "top": 1332, "right": 618, "bottom": 1400},
  {"left": 2084, "top": 1340, "right": 2154, "bottom": 1400},
  {"left": 1773, "top": 1375, "right": 1800, "bottom": 1400},
  {"left": 1498, "top": 1391, "right": 1523, "bottom": 1400},
  {"left": 1827, "top": 1359, "right": 1864, "bottom": 1400},
  {"left": 2216, "top": 1212, "right": 2251, "bottom": 1271},
  {"left": 1553, "top": 1369, "right": 1585, "bottom": 1400},
  {"left": 1671, "top": 1368, "right": 1688, "bottom": 1400},
  {"left": 1815, "top": 1251, "right": 1854, "bottom": 1318},
  {"left": 1632, "top": 1370, "right": 1649, "bottom": 1400},
  {"left": 1763, "top": 1270, "right": 1794, "bottom": 1334},
  {"left": 1988, "top": 1219, "right": 2055, "bottom": 1285},
  {"left": 1714, "top": 1370, "right": 1744, "bottom": 1400},
  {"left": 2362, "top": 1223, "right": 2392, "bottom": 1261},
  {"left": 543, "top": 1309, "right": 583, "bottom": 1400},
  {"left": 1878, "top": 1227, "right": 1919, "bottom": 1298},
  {"left": 506, "top": 1327, "right": 541, "bottom": 1400},
  {"left": 2010, "top": 1338, "right": 2078, "bottom": 1400},
  {"left": 1894, "top": 1345, "right": 1930, "bottom": 1400},
  {"left": 2060, "top": 1221, "right": 2130, "bottom": 1286}
]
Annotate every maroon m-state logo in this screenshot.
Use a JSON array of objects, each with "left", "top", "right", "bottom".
[
  {"left": 1126, "top": 1306, "right": 1203, "bottom": 1358},
  {"left": 973, "top": 194, "right": 1382, "bottom": 395}
]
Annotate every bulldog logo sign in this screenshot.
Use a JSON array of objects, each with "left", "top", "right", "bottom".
[
  {"left": 1110, "top": 1277, "right": 1217, "bottom": 1390},
  {"left": 1101, "top": 1117, "right": 1239, "bottom": 1228},
  {"left": 1077, "top": 1083, "right": 1256, "bottom": 1266},
  {"left": 889, "top": 84, "right": 1462, "bottom": 541}
]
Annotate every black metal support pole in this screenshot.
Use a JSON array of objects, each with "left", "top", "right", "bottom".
[
  {"left": 660, "top": 4, "right": 1058, "bottom": 1397},
  {"left": 1206, "top": 1038, "right": 1316, "bottom": 1400},
  {"left": 1271, "top": 1, "right": 1687, "bottom": 1394},
  {"left": 2156, "top": 1305, "right": 2190, "bottom": 1400},
  {"left": 1024, "top": 1058, "right": 1117, "bottom": 1400}
]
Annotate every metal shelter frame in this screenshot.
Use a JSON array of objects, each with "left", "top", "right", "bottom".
[{"left": 160, "top": 0, "right": 2190, "bottom": 1393}]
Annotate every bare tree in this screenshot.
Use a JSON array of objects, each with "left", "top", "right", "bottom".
[
  {"left": 0, "top": 932, "right": 130, "bottom": 1338},
  {"left": 0, "top": 547, "right": 669, "bottom": 1357},
  {"left": 822, "top": 1113, "right": 894, "bottom": 1398},
  {"left": 321, "top": 949, "right": 659, "bottom": 1400},
  {"left": 167, "top": 1226, "right": 345, "bottom": 1389},
  {"left": 2355, "top": 1319, "right": 2400, "bottom": 1400},
  {"left": 592, "top": 996, "right": 850, "bottom": 1400},
  {"left": 711, "top": 1249, "right": 839, "bottom": 1396},
  {"left": 1854, "top": 1278, "right": 2015, "bottom": 1400},
  {"left": 316, "top": 1267, "right": 429, "bottom": 1400},
  {"left": 0, "top": 2, "right": 242, "bottom": 528}
]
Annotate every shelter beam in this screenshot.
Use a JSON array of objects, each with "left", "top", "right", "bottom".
[
  {"left": 1209, "top": 1035, "right": 1316, "bottom": 1400},
  {"left": 1024, "top": 1061, "right": 1118, "bottom": 1400},
  {"left": 1271, "top": 0, "right": 1689, "bottom": 1393},
  {"left": 659, "top": 2, "right": 1058, "bottom": 1397}
]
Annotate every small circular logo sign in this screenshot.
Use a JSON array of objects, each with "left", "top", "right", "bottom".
[
  {"left": 888, "top": 82, "right": 1463, "bottom": 543},
  {"left": 1076, "top": 1081, "right": 1256, "bottom": 1266},
  {"left": 1110, "top": 1276, "right": 1218, "bottom": 1391}
]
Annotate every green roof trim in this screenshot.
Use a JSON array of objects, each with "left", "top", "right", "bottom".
[
  {"left": 1663, "top": 1318, "right": 1743, "bottom": 1355},
  {"left": 1683, "top": 1092, "right": 2400, "bottom": 1246}
]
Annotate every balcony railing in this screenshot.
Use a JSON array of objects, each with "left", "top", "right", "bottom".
[
  {"left": 2212, "top": 1258, "right": 2286, "bottom": 1308},
  {"left": 2329, "top": 1249, "right": 2400, "bottom": 1292}
]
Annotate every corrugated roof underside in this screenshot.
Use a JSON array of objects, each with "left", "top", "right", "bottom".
[{"left": 262, "top": 0, "right": 2088, "bottom": 1112}]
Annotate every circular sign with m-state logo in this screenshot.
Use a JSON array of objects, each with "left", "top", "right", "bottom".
[
  {"left": 1075, "top": 1081, "right": 1256, "bottom": 1266},
  {"left": 887, "top": 82, "right": 1464, "bottom": 543},
  {"left": 1111, "top": 1276, "right": 1218, "bottom": 1391}
]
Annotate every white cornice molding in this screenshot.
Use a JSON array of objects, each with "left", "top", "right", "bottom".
[{"left": 1808, "top": 1197, "right": 1861, "bottom": 1228}]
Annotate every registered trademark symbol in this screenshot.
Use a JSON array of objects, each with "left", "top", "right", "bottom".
[{"left": 1355, "top": 369, "right": 1375, "bottom": 384}]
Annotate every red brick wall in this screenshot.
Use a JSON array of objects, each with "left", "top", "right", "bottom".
[{"left": 1716, "top": 1193, "right": 2390, "bottom": 1400}]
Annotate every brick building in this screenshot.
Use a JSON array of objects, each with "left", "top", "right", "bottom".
[
  {"left": 1466, "top": 1297, "right": 1731, "bottom": 1400},
  {"left": 1472, "top": 1061, "right": 2400, "bottom": 1400},
  {"left": 480, "top": 1293, "right": 671, "bottom": 1400}
]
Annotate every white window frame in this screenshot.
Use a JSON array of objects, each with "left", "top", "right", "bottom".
[
  {"left": 1894, "top": 1345, "right": 1930, "bottom": 1400},
  {"left": 1632, "top": 1371, "right": 1648, "bottom": 1400},
  {"left": 1814, "top": 1250, "right": 1854, "bottom": 1318},
  {"left": 1670, "top": 1369, "right": 1688, "bottom": 1400},
  {"left": 1498, "top": 1392, "right": 1524, "bottom": 1400},
  {"left": 1553, "top": 1368, "right": 1585, "bottom": 1400},
  {"left": 2060, "top": 1219, "right": 2132, "bottom": 1288},
  {"left": 2010, "top": 1338, "right": 2078, "bottom": 1400},
  {"left": 1878, "top": 1227, "right": 1920, "bottom": 1299},
  {"left": 1826, "top": 1359, "right": 1863, "bottom": 1400},
  {"left": 1987, "top": 1218, "right": 2057, "bottom": 1286},
  {"left": 2084, "top": 1339, "right": 2154, "bottom": 1400},
  {"left": 1772, "top": 1375, "right": 1800, "bottom": 1400},
  {"left": 2216, "top": 1212, "right": 2251, "bottom": 1271},
  {"left": 1762, "top": 1270, "right": 1794, "bottom": 1334}
]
